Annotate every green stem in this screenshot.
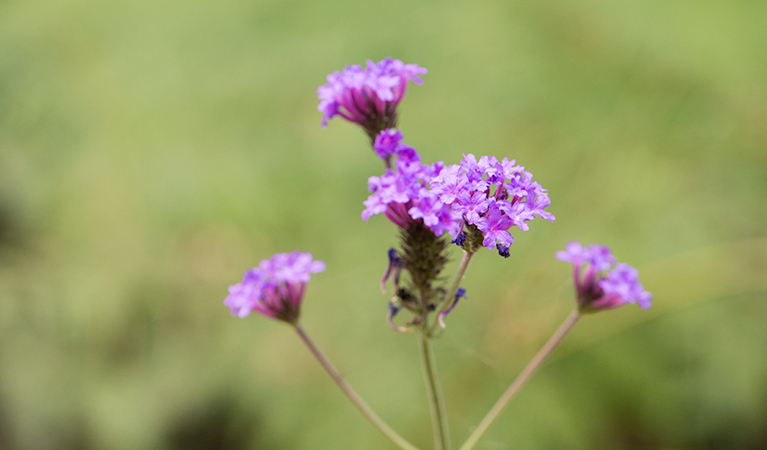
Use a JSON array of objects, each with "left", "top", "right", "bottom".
[
  {"left": 419, "top": 329, "right": 451, "bottom": 450},
  {"left": 428, "top": 250, "right": 475, "bottom": 336},
  {"left": 294, "top": 324, "right": 422, "bottom": 450},
  {"left": 458, "top": 310, "right": 581, "bottom": 450}
]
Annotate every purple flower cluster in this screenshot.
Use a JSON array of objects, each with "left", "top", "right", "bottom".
[
  {"left": 317, "top": 58, "right": 427, "bottom": 135},
  {"left": 431, "top": 154, "right": 555, "bottom": 253},
  {"left": 362, "top": 129, "right": 555, "bottom": 255},
  {"left": 362, "top": 131, "right": 458, "bottom": 236},
  {"left": 557, "top": 242, "right": 652, "bottom": 312},
  {"left": 225, "top": 251, "right": 325, "bottom": 323}
]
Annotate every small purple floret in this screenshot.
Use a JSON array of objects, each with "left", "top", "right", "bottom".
[
  {"left": 475, "top": 202, "right": 515, "bottom": 249},
  {"left": 224, "top": 251, "right": 325, "bottom": 322},
  {"left": 599, "top": 263, "right": 653, "bottom": 310},
  {"left": 556, "top": 242, "right": 615, "bottom": 270},
  {"left": 374, "top": 129, "right": 404, "bottom": 159}
]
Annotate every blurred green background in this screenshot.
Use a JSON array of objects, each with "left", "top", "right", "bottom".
[{"left": 1, "top": 0, "right": 766, "bottom": 449}]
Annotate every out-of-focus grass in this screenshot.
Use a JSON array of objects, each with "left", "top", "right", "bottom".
[{"left": 1, "top": 0, "right": 766, "bottom": 449}]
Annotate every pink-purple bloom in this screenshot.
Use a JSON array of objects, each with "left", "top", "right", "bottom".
[
  {"left": 430, "top": 154, "right": 555, "bottom": 255},
  {"left": 317, "top": 58, "right": 427, "bottom": 138},
  {"left": 557, "top": 242, "right": 652, "bottom": 312},
  {"left": 374, "top": 129, "right": 405, "bottom": 159},
  {"left": 225, "top": 251, "right": 325, "bottom": 323},
  {"left": 362, "top": 131, "right": 555, "bottom": 256},
  {"left": 556, "top": 241, "right": 615, "bottom": 270},
  {"left": 362, "top": 131, "right": 459, "bottom": 236}
]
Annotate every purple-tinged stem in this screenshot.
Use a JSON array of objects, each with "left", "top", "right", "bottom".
[
  {"left": 458, "top": 310, "right": 581, "bottom": 450},
  {"left": 293, "top": 324, "right": 421, "bottom": 450}
]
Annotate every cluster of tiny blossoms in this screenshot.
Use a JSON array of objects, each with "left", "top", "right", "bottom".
[
  {"left": 557, "top": 242, "right": 652, "bottom": 312},
  {"left": 225, "top": 251, "right": 325, "bottom": 323},
  {"left": 317, "top": 58, "right": 427, "bottom": 138},
  {"left": 362, "top": 129, "right": 555, "bottom": 257},
  {"left": 362, "top": 130, "right": 456, "bottom": 236}
]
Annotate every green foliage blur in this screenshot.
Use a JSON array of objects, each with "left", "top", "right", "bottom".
[{"left": 1, "top": 0, "right": 766, "bottom": 449}]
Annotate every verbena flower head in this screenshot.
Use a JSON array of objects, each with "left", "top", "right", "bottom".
[
  {"left": 317, "top": 58, "right": 427, "bottom": 139},
  {"left": 362, "top": 130, "right": 459, "bottom": 237},
  {"left": 430, "top": 154, "right": 555, "bottom": 256},
  {"left": 362, "top": 133, "right": 555, "bottom": 257},
  {"left": 557, "top": 242, "right": 652, "bottom": 312},
  {"left": 225, "top": 251, "right": 325, "bottom": 323}
]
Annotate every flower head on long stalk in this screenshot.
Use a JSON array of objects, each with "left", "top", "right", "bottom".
[
  {"left": 557, "top": 242, "right": 652, "bottom": 312},
  {"left": 225, "top": 251, "right": 325, "bottom": 323},
  {"left": 318, "top": 58, "right": 427, "bottom": 140}
]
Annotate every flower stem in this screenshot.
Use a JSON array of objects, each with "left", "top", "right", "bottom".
[
  {"left": 458, "top": 310, "right": 581, "bottom": 450},
  {"left": 419, "top": 328, "right": 451, "bottom": 450},
  {"left": 294, "top": 324, "right": 422, "bottom": 450},
  {"left": 428, "top": 250, "right": 475, "bottom": 336}
]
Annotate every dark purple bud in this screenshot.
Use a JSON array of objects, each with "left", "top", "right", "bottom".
[
  {"left": 496, "top": 243, "right": 510, "bottom": 258},
  {"left": 452, "top": 233, "right": 467, "bottom": 247}
]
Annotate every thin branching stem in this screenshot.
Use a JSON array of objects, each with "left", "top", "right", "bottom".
[
  {"left": 294, "top": 324, "right": 422, "bottom": 450},
  {"left": 458, "top": 310, "right": 581, "bottom": 450}
]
